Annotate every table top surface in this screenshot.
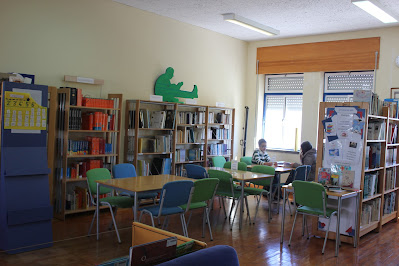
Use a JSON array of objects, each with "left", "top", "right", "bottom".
[
  {"left": 247, "top": 164, "right": 293, "bottom": 173},
  {"left": 96, "top": 175, "right": 193, "bottom": 192},
  {"left": 282, "top": 184, "right": 360, "bottom": 198},
  {"left": 205, "top": 167, "right": 274, "bottom": 181}
]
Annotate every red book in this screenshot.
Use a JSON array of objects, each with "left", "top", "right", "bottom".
[
  {"left": 99, "top": 138, "right": 105, "bottom": 154},
  {"left": 77, "top": 88, "right": 83, "bottom": 106},
  {"left": 71, "top": 167, "right": 77, "bottom": 179},
  {"left": 94, "top": 112, "right": 101, "bottom": 130},
  {"left": 110, "top": 114, "right": 114, "bottom": 131}
]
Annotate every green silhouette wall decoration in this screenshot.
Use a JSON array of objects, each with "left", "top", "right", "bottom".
[{"left": 154, "top": 67, "right": 198, "bottom": 103}]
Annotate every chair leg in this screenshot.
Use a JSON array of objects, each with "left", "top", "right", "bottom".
[
  {"left": 202, "top": 208, "right": 206, "bottom": 238},
  {"left": 288, "top": 211, "right": 298, "bottom": 246},
  {"left": 302, "top": 215, "right": 305, "bottom": 236},
  {"left": 108, "top": 207, "right": 117, "bottom": 230},
  {"left": 88, "top": 209, "right": 97, "bottom": 236},
  {"left": 187, "top": 212, "right": 193, "bottom": 227},
  {"left": 149, "top": 213, "right": 155, "bottom": 227},
  {"left": 230, "top": 197, "right": 240, "bottom": 230},
  {"left": 229, "top": 199, "right": 235, "bottom": 218},
  {"left": 221, "top": 197, "right": 227, "bottom": 219},
  {"left": 253, "top": 195, "right": 262, "bottom": 224},
  {"left": 305, "top": 216, "right": 310, "bottom": 239},
  {"left": 244, "top": 196, "right": 251, "bottom": 224},
  {"left": 108, "top": 205, "right": 121, "bottom": 243},
  {"left": 180, "top": 213, "right": 188, "bottom": 237},
  {"left": 218, "top": 197, "right": 222, "bottom": 208},
  {"left": 322, "top": 216, "right": 332, "bottom": 254},
  {"left": 268, "top": 192, "right": 272, "bottom": 223},
  {"left": 205, "top": 207, "right": 213, "bottom": 241},
  {"left": 162, "top": 216, "right": 168, "bottom": 230},
  {"left": 288, "top": 195, "right": 292, "bottom": 216}
]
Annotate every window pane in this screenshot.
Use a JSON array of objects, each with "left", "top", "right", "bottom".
[
  {"left": 283, "top": 97, "right": 302, "bottom": 150},
  {"left": 264, "top": 96, "right": 284, "bottom": 149},
  {"left": 266, "top": 75, "right": 304, "bottom": 91},
  {"left": 326, "top": 72, "right": 374, "bottom": 91},
  {"left": 325, "top": 95, "right": 353, "bottom": 102}
]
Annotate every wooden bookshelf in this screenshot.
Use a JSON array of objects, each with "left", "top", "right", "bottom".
[
  {"left": 53, "top": 88, "right": 122, "bottom": 220},
  {"left": 124, "top": 100, "right": 235, "bottom": 176}
]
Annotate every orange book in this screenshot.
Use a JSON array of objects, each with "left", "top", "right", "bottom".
[
  {"left": 94, "top": 112, "right": 101, "bottom": 130},
  {"left": 89, "top": 113, "right": 94, "bottom": 130},
  {"left": 71, "top": 167, "right": 77, "bottom": 179},
  {"left": 77, "top": 88, "right": 82, "bottom": 106}
]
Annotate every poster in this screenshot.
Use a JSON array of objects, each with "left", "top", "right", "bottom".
[{"left": 4, "top": 91, "right": 47, "bottom": 130}]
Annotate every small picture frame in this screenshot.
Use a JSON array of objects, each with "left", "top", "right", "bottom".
[{"left": 390, "top": 88, "right": 399, "bottom": 99}]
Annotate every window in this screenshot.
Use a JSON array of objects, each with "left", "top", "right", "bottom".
[
  {"left": 324, "top": 71, "right": 374, "bottom": 102},
  {"left": 263, "top": 74, "right": 303, "bottom": 151}
]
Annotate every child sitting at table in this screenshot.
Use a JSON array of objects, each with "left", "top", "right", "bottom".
[
  {"left": 252, "top": 139, "right": 275, "bottom": 166},
  {"left": 285, "top": 141, "right": 317, "bottom": 184}
]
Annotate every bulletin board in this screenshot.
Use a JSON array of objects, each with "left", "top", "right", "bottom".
[{"left": 314, "top": 102, "right": 369, "bottom": 244}]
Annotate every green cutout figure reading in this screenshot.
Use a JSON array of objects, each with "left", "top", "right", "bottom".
[{"left": 155, "top": 67, "right": 198, "bottom": 103}]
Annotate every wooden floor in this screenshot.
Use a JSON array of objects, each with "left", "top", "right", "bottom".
[{"left": 1, "top": 196, "right": 398, "bottom": 265}]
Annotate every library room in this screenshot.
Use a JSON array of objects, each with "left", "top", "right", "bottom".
[{"left": 1, "top": 0, "right": 399, "bottom": 265}]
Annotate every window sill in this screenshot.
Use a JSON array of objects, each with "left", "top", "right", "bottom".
[{"left": 266, "top": 148, "right": 300, "bottom": 154}]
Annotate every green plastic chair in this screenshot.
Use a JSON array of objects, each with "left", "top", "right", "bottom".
[
  {"left": 180, "top": 178, "right": 219, "bottom": 241},
  {"left": 208, "top": 169, "right": 251, "bottom": 229},
  {"left": 223, "top": 161, "right": 247, "bottom": 171},
  {"left": 212, "top": 156, "right": 227, "bottom": 167},
  {"left": 240, "top": 157, "right": 252, "bottom": 166},
  {"left": 246, "top": 165, "right": 275, "bottom": 223},
  {"left": 86, "top": 168, "right": 135, "bottom": 243},
  {"left": 288, "top": 181, "right": 338, "bottom": 254}
]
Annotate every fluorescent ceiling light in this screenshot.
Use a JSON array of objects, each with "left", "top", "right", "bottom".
[
  {"left": 352, "top": 0, "right": 398, "bottom": 23},
  {"left": 223, "top": 13, "right": 279, "bottom": 36}
]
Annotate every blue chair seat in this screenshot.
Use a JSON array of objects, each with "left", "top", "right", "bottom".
[{"left": 139, "top": 205, "right": 184, "bottom": 216}]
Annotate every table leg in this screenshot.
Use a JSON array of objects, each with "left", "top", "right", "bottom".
[
  {"left": 280, "top": 187, "right": 286, "bottom": 243},
  {"left": 133, "top": 192, "right": 139, "bottom": 222},
  {"left": 96, "top": 182, "right": 99, "bottom": 241},
  {"left": 354, "top": 193, "right": 359, "bottom": 248},
  {"left": 277, "top": 173, "right": 281, "bottom": 214},
  {"left": 335, "top": 197, "right": 342, "bottom": 257},
  {"left": 239, "top": 180, "right": 244, "bottom": 230}
]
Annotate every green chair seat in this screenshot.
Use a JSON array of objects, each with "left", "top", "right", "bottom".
[
  {"left": 180, "top": 201, "right": 207, "bottom": 210},
  {"left": 297, "top": 206, "right": 336, "bottom": 217},
  {"left": 99, "top": 196, "right": 135, "bottom": 208},
  {"left": 217, "top": 190, "right": 248, "bottom": 198},
  {"left": 236, "top": 186, "right": 267, "bottom": 195}
]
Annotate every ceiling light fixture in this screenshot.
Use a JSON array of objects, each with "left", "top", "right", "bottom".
[
  {"left": 223, "top": 13, "right": 279, "bottom": 36},
  {"left": 352, "top": 0, "right": 398, "bottom": 23}
]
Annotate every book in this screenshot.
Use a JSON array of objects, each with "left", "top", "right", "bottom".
[
  {"left": 129, "top": 237, "right": 177, "bottom": 266},
  {"left": 70, "top": 87, "right": 77, "bottom": 106},
  {"left": 150, "top": 111, "right": 166, "bottom": 129},
  {"left": 165, "top": 110, "right": 176, "bottom": 129},
  {"left": 341, "top": 170, "right": 355, "bottom": 188},
  {"left": 318, "top": 168, "right": 331, "bottom": 185}
]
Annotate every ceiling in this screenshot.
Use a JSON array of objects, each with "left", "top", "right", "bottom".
[{"left": 113, "top": 0, "right": 399, "bottom": 41}]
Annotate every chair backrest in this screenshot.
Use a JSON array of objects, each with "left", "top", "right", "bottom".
[
  {"left": 160, "top": 180, "right": 194, "bottom": 208},
  {"left": 185, "top": 164, "right": 208, "bottom": 179},
  {"left": 250, "top": 165, "right": 275, "bottom": 187},
  {"left": 112, "top": 163, "right": 137, "bottom": 179},
  {"left": 294, "top": 165, "right": 311, "bottom": 181},
  {"left": 223, "top": 161, "right": 247, "bottom": 171},
  {"left": 86, "top": 168, "right": 113, "bottom": 196},
  {"left": 240, "top": 157, "right": 252, "bottom": 165},
  {"left": 190, "top": 178, "right": 219, "bottom": 204},
  {"left": 292, "top": 181, "right": 326, "bottom": 211},
  {"left": 212, "top": 156, "right": 227, "bottom": 168},
  {"left": 208, "top": 169, "right": 234, "bottom": 196}
]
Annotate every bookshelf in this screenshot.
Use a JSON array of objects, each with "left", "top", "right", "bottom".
[
  {"left": 124, "top": 101, "right": 235, "bottom": 176},
  {"left": 206, "top": 106, "right": 235, "bottom": 166},
  {"left": 125, "top": 100, "right": 176, "bottom": 176},
  {"left": 54, "top": 88, "right": 122, "bottom": 220}
]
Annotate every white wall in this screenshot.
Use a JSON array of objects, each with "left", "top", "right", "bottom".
[
  {"left": 246, "top": 26, "right": 399, "bottom": 162},
  {"left": 0, "top": 0, "right": 248, "bottom": 160}
]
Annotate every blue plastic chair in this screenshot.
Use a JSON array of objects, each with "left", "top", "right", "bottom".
[
  {"left": 139, "top": 180, "right": 194, "bottom": 237},
  {"left": 294, "top": 165, "right": 311, "bottom": 181},
  {"left": 185, "top": 164, "right": 208, "bottom": 179},
  {"left": 112, "top": 163, "right": 158, "bottom": 201}
]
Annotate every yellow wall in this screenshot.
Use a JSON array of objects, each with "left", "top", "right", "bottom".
[
  {"left": 246, "top": 26, "right": 399, "bottom": 162},
  {"left": 0, "top": 0, "right": 248, "bottom": 159}
]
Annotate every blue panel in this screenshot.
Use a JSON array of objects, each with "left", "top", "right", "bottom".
[
  {"left": 7, "top": 206, "right": 53, "bottom": 226},
  {"left": 3, "top": 147, "right": 48, "bottom": 176}
]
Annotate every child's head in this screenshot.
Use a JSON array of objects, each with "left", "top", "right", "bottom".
[{"left": 258, "top": 139, "right": 267, "bottom": 152}]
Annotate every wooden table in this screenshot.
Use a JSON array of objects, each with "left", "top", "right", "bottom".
[
  {"left": 95, "top": 174, "right": 193, "bottom": 240},
  {"left": 280, "top": 184, "right": 361, "bottom": 257},
  {"left": 205, "top": 167, "right": 274, "bottom": 229}
]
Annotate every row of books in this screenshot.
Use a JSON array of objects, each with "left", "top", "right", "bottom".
[
  {"left": 363, "top": 173, "right": 378, "bottom": 199},
  {"left": 365, "top": 143, "right": 381, "bottom": 170},
  {"left": 387, "top": 123, "right": 398, "bottom": 144},
  {"left": 61, "top": 87, "right": 83, "bottom": 106},
  {"left": 128, "top": 110, "right": 175, "bottom": 129},
  {"left": 385, "top": 168, "right": 397, "bottom": 190},
  {"left": 175, "top": 164, "right": 187, "bottom": 177},
  {"left": 175, "top": 148, "right": 202, "bottom": 162},
  {"left": 82, "top": 112, "right": 117, "bottom": 131},
  {"left": 63, "top": 87, "right": 116, "bottom": 108},
  {"left": 208, "top": 127, "right": 231, "bottom": 140},
  {"left": 383, "top": 192, "right": 396, "bottom": 215},
  {"left": 68, "top": 138, "right": 113, "bottom": 155},
  {"left": 66, "top": 188, "right": 112, "bottom": 211},
  {"left": 353, "top": 90, "right": 383, "bottom": 116},
  {"left": 136, "top": 158, "right": 172, "bottom": 176},
  {"left": 386, "top": 148, "right": 397, "bottom": 166},
  {"left": 176, "top": 128, "right": 204, "bottom": 143},
  {"left": 207, "top": 143, "right": 230, "bottom": 156},
  {"left": 66, "top": 159, "right": 103, "bottom": 179},
  {"left": 367, "top": 121, "right": 385, "bottom": 140},
  {"left": 383, "top": 99, "right": 398, "bottom": 118},
  {"left": 177, "top": 111, "right": 206, "bottom": 125},
  {"left": 361, "top": 198, "right": 380, "bottom": 226},
  {"left": 138, "top": 135, "right": 172, "bottom": 153},
  {"left": 208, "top": 112, "right": 231, "bottom": 124}
]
